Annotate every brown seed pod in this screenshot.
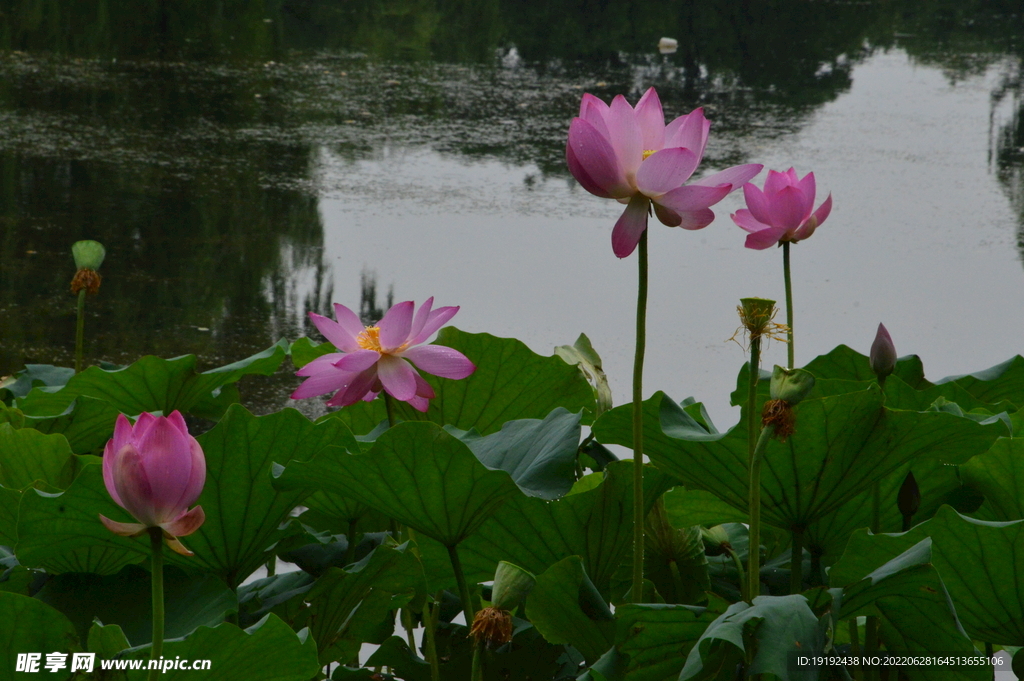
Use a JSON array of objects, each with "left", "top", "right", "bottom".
[
  {"left": 470, "top": 606, "right": 513, "bottom": 645},
  {"left": 71, "top": 268, "right": 102, "bottom": 295}
]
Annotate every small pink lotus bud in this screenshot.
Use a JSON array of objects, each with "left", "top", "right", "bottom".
[
  {"left": 99, "top": 411, "right": 206, "bottom": 556},
  {"left": 870, "top": 323, "right": 896, "bottom": 382}
]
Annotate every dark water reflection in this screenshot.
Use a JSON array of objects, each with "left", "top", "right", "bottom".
[{"left": 0, "top": 0, "right": 1022, "bottom": 416}]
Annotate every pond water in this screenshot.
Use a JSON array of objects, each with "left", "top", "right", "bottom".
[{"left": 1, "top": 0, "right": 1023, "bottom": 428}]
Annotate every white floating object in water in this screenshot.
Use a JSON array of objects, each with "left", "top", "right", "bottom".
[{"left": 658, "top": 37, "right": 678, "bottom": 54}]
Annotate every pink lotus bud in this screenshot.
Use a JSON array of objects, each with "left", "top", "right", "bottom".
[
  {"left": 870, "top": 323, "right": 897, "bottom": 382},
  {"left": 99, "top": 411, "right": 206, "bottom": 556}
]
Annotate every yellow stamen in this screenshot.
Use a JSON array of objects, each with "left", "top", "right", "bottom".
[
  {"left": 642, "top": 149, "right": 656, "bottom": 160},
  {"left": 356, "top": 326, "right": 383, "bottom": 352}
]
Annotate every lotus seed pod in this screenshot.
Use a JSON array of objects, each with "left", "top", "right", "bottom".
[
  {"left": 491, "top": 561, "right": 536, "bottom": 611},
  {"left": 739, "top": 297, "right": 777, "bottom": 337},
  {"left": 769, "top": 365, "right": 815, "bottom": 405},
  {"left": 72, "top": 240, "right": 106, "bottom": 270}
]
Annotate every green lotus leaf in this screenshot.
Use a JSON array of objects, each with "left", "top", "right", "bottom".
[
  {"left": 414, "top": 461, "right": 675, "bottom": 594},
  {"left": 35, "top": 564, "right": 236, "bottom": 646},
  {"left": 295, "top": 329, "right": 596, "bottom": 435},
  {"left": 87, "top": 621, "right": 131, "bottom": 658},
  {"left": 14, "top": 340, "right": 287, "bottom": 420},
  {"left": 123, "top": 614, "right": 319, "bottom": 681},
  {"left": 804, "top": 457, "right": 962, "bottom": 567},
  {"left": 960, "top": 436, "right": 1024, "bottom": 521},
  {"left": 937, "top": 355, "right": 1024, "bottom": 408},
  {"left": 16, "top": 463, "right": 146, "bottom": 574},
  {"left": 290, "top": 542, "right": 425, "bottom": 664},
  {"left": 0, "top": 591, "right": 79, "bottom": 681},
  {"left": 613, "top": 600, "right": 723, "bottom": 681},
  {"left": 679, "top": 594, "right": 821, "bottom": 681},
  {"left": 831, "top": 506, "right": 1024, "bottom": 646},
  {"left": 835, "top": 538, "right": 986, "bottom": 679},
  {"left": 162, "top": 405, "right": 356, "bottom": 587},
  {"left": 526, "top": 556, "right": 614, "bottom": 664},
  {"left": 594, "top": 390, "right": 1001, "bottom": 531},
  {"left": 446, "top": 407, "right": 581, "bottom": 500},
  {"left": 274, "top": 420, "right": 521, "bottom": 547},
  {"left": 0, "top": 424, "right": 74, "bottom": 490},
  {"left": 14, "top": 396, "right": 122, "bottom": 455}
]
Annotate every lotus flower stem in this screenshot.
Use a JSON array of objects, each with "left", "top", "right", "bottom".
[
  {"left": 849, "top": 620, "right": 863, "bottom": 680},
  {"left": 424, "top": 591, "right": 442, "bottom": 681},
  {"left": 744, "top": 328, "right": 762, "bottom": 602},
  {"left": 790, "top": 526, "right": 804, "bottom": 594},
  {"left": 747, "top": 424, "right": 774, "bottom": 602},
  {"left": 470, "top": 639, "right": 484, "bottom": 681},
  {"left": 630, "top": 231, "right": 649, "bottom": 602},
  {"left": 446, "top": 543, "right": 476, "bottom": 634},
  {"left": 723, "top": 546, "right": 746, "bottom": 600},
  {"left": 783, "top": 242, "right": 794, "bottom": 368},
  {"left": 384, "top": 392, "right": 398, "bottom": 429},
  {"left": 147, "top": 527, "right": 165, "bottom": 681},
  {"left": 74, "top": 289, "right": 87, "bottom": 374}
]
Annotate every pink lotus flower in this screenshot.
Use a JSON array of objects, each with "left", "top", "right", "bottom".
[
  {"left": 100, "top": 411, "right": 206, "bottom": 556},
  {"left": 566, "top": 87, "right": 763, "bottom": 258},
  {"left": 292, "top": 298, "right": 476, "bottom": 412},
  {"left": 731, "top": 168, "right": 833, "bottom": 249}
]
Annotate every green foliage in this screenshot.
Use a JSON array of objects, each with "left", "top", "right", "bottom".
[
  {"left": 0, "top": 592, "right": 79, "bottom": 680},
  {"left": 296, "top": 329, "right": 596, "bottom": 435}
]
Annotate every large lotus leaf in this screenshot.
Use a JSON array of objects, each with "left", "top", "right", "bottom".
[
  {"left": 728, "top": 348, "right": 931, "bottom": 408},
  {"left": 290, "top": 542, "right": 425, "bottom": 664},
  {"left": 274, "top": 421, "right": 521, "bottom": 547},
  {"left": 662, "top": 488, "right": 749, "bottom": 528},
  {"left": 835, "top": 539, "right": 986, "bottom": 679},
  {"left": 804, "top": 457, "right": 962, "bottom": 566},
  {"left": 87, "top": 621, "right": 131, "bottom": 658},
  {"left": 679, "top": 594, "right": 821, "bottom": 681},
  {"left": 237, "top": 570, "right": 315, "bottom": 629},
  {"left": 0, "top": 591, "right": 79, "bottom": 680},
  {"left": 0, "top": 486, "right": 19, "bottom": 546},
  {"left": 123, "top": 614, "right": 320, "bottom": 681},
  {"left": 294, "top": 329, "right": 596, "bottom": 435},
  {"left": 937, "top": 355, "right": 1024, "bottom": 408},
  {"left": 9, "top": 396, "right": 122, "bottom": 455},
  {"left": 960, "top": 437, "right": 1024, "bottom": 521},
  {"left": 161, "top": 405, "right": 356, "bottom": 586},
  {"left": 14, "top": 340, "right": 288, "bottom": 419},
  {"left": 635, "top": 500, "right": 709, "bottom": 605},
  {"left": 526, "top": 556, "right": 614, "bottom": 664},
  {"left": 595, "top": 390, "right": 1002, "bottom": 531},
  {"left": 0, "top": 364, "right": 75, "bottom": 400},
  {"left": 830, "top": 506, "right": 1024, "bottom": 646},
  {"left": 414, "top": 461, "right": 676, "bottom": 594},
  {"left": 0, "top": 424, "right": 74, "bottom": 490},
  {"left": 447, "top": 407, "right": 581, "bottom": 500},
  {"left": 16, "top": 463, "right": 147, "bottom": 574},
  {"left": 34, "top": 564, "right": 236, "bottom": 647},
  {"left": 612, "top": 601, "right": 722, "bottom": 681},
  {"left": 803, "top": 345, "right": 930, "bottom": 388}
]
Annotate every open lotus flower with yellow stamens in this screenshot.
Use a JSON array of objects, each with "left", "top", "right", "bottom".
[
  {"left": 566, "top": 86, "right": 763, "bottom": 258},
  {"left": 293, "top": 297, "right": 476, "bottom": 411},
  {"left": 100, "top": 411, "right": 206, "bottom": 556}
]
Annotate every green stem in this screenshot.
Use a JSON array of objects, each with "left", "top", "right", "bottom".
[
  {"left": 849, "top": 619, "right": 862, "bottom": 681},
  {"left": 424, "top": 592, "right": 441, "bottom": 681},
  {"left": 865, "top": 617, "right": 879, "bottom": 681},
  {"left": 470, "top": 637, "right": 484, "bottom": 681},
  {"left": 74, "top": 289, "right": 87, "bottom": 374},
  {"left": 402, "top": 607, "right": 416, "bottom": 651},
  {"left": 790, "top": 526, "right": 804, "bottom": 595},
  {"left": 745, "top": 333, "right": 763, "bottom": 602},
  {"left": 147, "top": 528, "right": 165, "bottom": 681},
  {"left": 265, "top": 556, "right": 276, "bottom": 577},
  {"left": 726, "top": 546, "right": 747, "bottom": 601},
  {"left": 446, "top": 543, "right": 476, "bottom": 630},
  {"left": 631, "top": 230, "right": 649, "bottom": 603},
  {"left": 783, "top": 241, "right": 794, "bottom": 368},
  {"left": 747, "top": 425, "right": 774, "bottom": 602},
  {"left": 384, "top": 392, "right": 397, "bottom": 429}
]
